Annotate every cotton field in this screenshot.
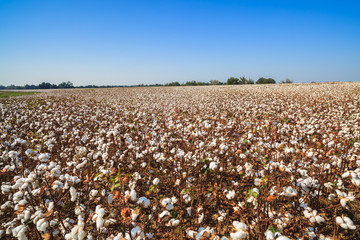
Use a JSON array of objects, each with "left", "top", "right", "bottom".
[{"left": 1, "top": 83, "right": 360, "bottom": 240}]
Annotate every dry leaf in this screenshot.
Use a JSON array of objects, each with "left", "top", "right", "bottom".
[{"left": 42, "top": 232, "right": 50, "bottom": 240}]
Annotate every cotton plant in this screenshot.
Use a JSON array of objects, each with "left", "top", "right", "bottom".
[{"left": 336, "top": 215, "right": 356, "bottom": 230}]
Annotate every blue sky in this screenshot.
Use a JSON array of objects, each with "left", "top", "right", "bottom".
[{"left": 0, "top": 0, "right": 359, "bottom": 86}]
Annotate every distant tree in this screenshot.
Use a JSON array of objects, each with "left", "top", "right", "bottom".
[
  {"left": 182, "top": 81, "right": 209, "bottom": 86},
  {"left": 25, "top": 84, "right": 38, "bottom": 89},
  {"left": 226, "top": 77, "right": 240, "bottom": 85},
  {"left": 239, "top": 76, "right": 247, "bottom": 84},
  {"left": 209, "top": 80, "right": 222, "bottom": 85},
  {"left": 246, "top": 78, "right": 254, "bottom": 84},
  {"left": 280, "top": 78, "right": 293, "bottom": 84},
  {"left": 7, "top": 85, "right": 24, "bottom": 89},
  {"left": 0, "top": 85, "right": 5, "bottom": 89},
  {"left": 166, "top": 81, "right": 181, "bottom": 86},
  {"left": 256, "top": 77, "right": 276, "bottom": 84},
  {"left": 38, "top": 82, "right": 52, "bottom": 89},
  {"left": 58, "top": 81, "right": 74, "bottom": 88}
]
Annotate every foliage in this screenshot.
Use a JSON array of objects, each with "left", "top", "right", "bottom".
[{"left": 256, "top": 77, "right": 276, "bottom": 84}]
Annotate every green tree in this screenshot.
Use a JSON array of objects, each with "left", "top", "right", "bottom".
[
  {"left": 38, "top": 82, "right": 52, "bottom": 89},
  {"left": 280, "top": 78, "right": 293, "bottom": 84},
  {"left": 246, "top": 78, "right": 254, "bottom": 84},
  {"left": 256, "top": 77, "right": 276, "bottom": 84},
  {"left": 239, "top": 76, "right": 247, "bottom": 84},
  {"left": 58, "top": 81, "right": 74, "bottom": 88},
  {"left": 227, "top": 77, "right": 240, "bottom": 85},
  {"left": 166, "top": 81, "right": 181, "bottom": 86},
  {"left": 209, "top": 80, "right": 221, "bottom": 85}
]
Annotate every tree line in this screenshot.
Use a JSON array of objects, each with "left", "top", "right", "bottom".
[{"left": 0, "top": 77, "right": 293, "bottom": 90}]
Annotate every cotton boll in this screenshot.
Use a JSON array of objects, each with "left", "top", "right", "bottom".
[
  {"left": 166, "top": 218, "right": 180, "bottom": 227},
  {"left": 131, "top": 226, "right": 144, "bottom": 238},
  {"left": 336, "top": 217, "right": 344, "bottom": 225},
  {"left": 89, "top": 190, "right": 98, "bottom": 199},
  {"left": 130, "top": 189, "right": 137, "bottom": 202},
  {"left": 39, "top": 153, "right": 50, "bottom": 162},
  {"left": 233, "top": 221, "right": 248, "bottom": 231},
  {"left": 264, "top": 230, "right": 275, "bottom": 240},
  {"left": 96, "top": 217, "right": 104, "bottom": 230},
  {"left": 138, "top": 197, "right": 151, "bottom": 208},
  {"left": 187, "top": 207, "right": 192, "bottom": 216},
  {"left": 186, "top": 229, "right": 197, "bottom": 238},
  {"left": 225, "top": 190, "right": 236, "bottom": 200},
  {"left": 36, "top": 219, "right": 49, "bottom": 232},
  {"left": 230, "top": 230, "right": 247, "bottom": 239},
  {"left": 209, "top": 162, "right": 218, "bottom": 170},
  {"left": 315, "top": 215, "right": 325, "bottom": 223},
  {"left": 70, "top": 187, "right": 77, "bottom": 202},
  {"left": 153, "top": 178, "right": 160, "bottom": 185},
  {"left": 78, "top": 229, "right": 86, "bottom": 240},
  {"left": 340, "top": 198, "right": 347, "bottom": 207}
]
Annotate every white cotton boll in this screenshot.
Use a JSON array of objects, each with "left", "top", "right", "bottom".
[
  {"left": 340, "top": 199, "right": 347, "bottom": 207},
  {"left": 183, "top": 194, "right": 191, "bottom": 203},
  {"left": 104, "top": 218, "right": 117, "bottom": 227},
  {"left": 175, "top": 179, "right": 180, "bottom": 186},
  {"left": 165, "top": 203, "right": 174, "bottom": 210},
  {"left": 265, "top": 230, "right": 275, "bottom": 240},
  {"left": 141, "top": 162, "right": 147, "bottom": 168},
  {"left": 230, "top": 230, "right": 247, "bottom": 239},
  {"left": 78, "top": 229, "right": 86, "bottom": 240},
  {"left": 225, "top": 190, "right": 236, "bottom": 200},
  {"left": 303, "top": 210, "right": 311, "bottom": 219},
  {"left": 50, "top": 220, "right": 58, "bottom": 227},
  {"left": 340, "top": 223, "right": 348, "bottom": 229},
  {"left": 70, "top": 187, "right": 77, "bottom": 202},
  {"left": 233, "top": 221, "right": 248, "bottom": 231},
  {"left": 138, "top": 197, "right": 151, "bottom": 208},
  {"left": 153, "top": 178, "right": 160, "bottom": 185},
  {"left": 97, "top": 208, "right": 105, "bottom": 218},
  {"left": 209, "top": 162, "right": 218, "bottom": 170},
  {"left": 166, "top": 218, "right": 180, "bottom": 227},
  {"left": 187, "top": 207, "right": 192, "bottom": 216},
  {"left": 132, "top": 212, "right": 139, "bottom": 221},
  {"left": 159, "top": 210, "right": 170, "bottom": 219},
  {"left": 336, "top": 216, "right": 344, "bottom": 225},
  {"left": 90, "top": 189, "right": 98, "bottom": 198},
  {"left": 96, "top": 217, "right": 104, "bottom": 230},
  {"left": 198, "top": 213, "right": 204, "bottom": 224},
  {"left": 131, "top": 226, "right": 144, "bottom": 238},
  {"left": 20, "top": 183, "right": 29, "bottom": 190},
  {"left": 130, "top": 189, "right": 137, "bottom": 202},
  {"left": 36, "top": 219, "right": 49, "bottom": 232},
  {"left": 71, "top": 225, "right": 79, "bottom": 238},
  {"left": 1, "top": 185, "right": 11, "bottom": 193},
  {"left": 348, "top": 224, "right": 357, "bottom": 230},
  {"left": 39, "top": 153, "right": 50, "bottom": 162},
  {"left": 24, "top": 210, "right": 31, "bottom": 221},
  {"left": 342, "top": 172, "right": 350, "bottom": 178},
  {"left": 315, "top": 215, "right": 325, "bottom": 223},
  {"left": 343, "top": 217, "right": 354, "bottom": 225},
  {"left": 187, "top": 229, "right": 197, "bottom": 238}
]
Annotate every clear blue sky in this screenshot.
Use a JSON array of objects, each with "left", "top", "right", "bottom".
[{"left": 0, "top": 0, "right": 359, "bottom": 86}]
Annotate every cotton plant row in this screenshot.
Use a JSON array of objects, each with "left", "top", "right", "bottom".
[{"left": 0, "top": 83, "right": 360, "bottom": 239}]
